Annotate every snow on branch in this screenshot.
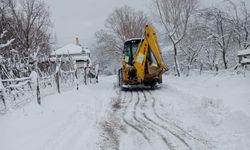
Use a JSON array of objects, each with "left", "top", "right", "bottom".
[
  {"left": 238, "top": 49, "right": 250, "bottom": 56},
  {"left": 245, "top": 41, "right": 250, "bottom": 49},
  {"left": 0, "top": 39, "right": 15, "bottom": 48},
  {"left": 0, "top": 30, "right": 7, "bottom": 39}
]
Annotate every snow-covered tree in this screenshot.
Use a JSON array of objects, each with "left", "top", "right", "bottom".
[
  {"left": 198, "top": 8, "right": 234, "bottom": 69},
  {"left": 0, "top": 0, "right": 53, "bottom": 78},
  {"left": 0, "top": 30, "right": 15, "bottom": 79},
  {"left": 6, "top": 0, "right": 52, "bottom": 57},
  {"left": 95, "top": 5, "right": 149, "bottom": 74},
  {"left": 226, "top": 0, "right": 250, "bottom": 50},
  {"left": 0, "top": 31, "right": 14, "bottom": 49},
  {"left": 152, "top": 0, "right": 198, "bottom": 76},
  {"left": 180, "top": 23, "right": 205, "bottom": 76}
]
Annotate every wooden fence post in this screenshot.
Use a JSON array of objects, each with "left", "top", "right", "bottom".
[
  {"left": 243, "top": 64, "right": 246, "bottom": 77},
  {"left": 0, "top": 90, "right": 6, "bottom": 109},
  {"left": 55, "top": 71, "right": 61, "bottom": 93},
  {"left": 30, "top": 70, "right": 41, "bottom": 105},
  {"left": 215, "top": 64, "right": 219, "bottom": 75},
  {"left": 36, "top": 78, "right": 41, "bottom": 105},
  {"left": 0, "top": 79, "right": 6, "bottom": 109},
  {"left": 75, "top": 70, "right": 79, "bottom": 90},
  {"left": 200, "top": 62, "right": 203, "bottom": 75},
  {"left": 84, "top": 67, "right": 87, "bottom": 85}
]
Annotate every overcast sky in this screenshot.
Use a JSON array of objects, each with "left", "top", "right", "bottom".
[{"left": 46, "top": 0, "right": 250, "bottom": 48}]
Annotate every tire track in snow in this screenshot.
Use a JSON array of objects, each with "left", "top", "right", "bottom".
[
  {"left": 149, "top": 89, "right": 211, "bottom": 146},
  {"left": 146, "top": 89, "right": 212, "bottom": 149},
  {"left": 119, "top": 87, "right": 210, "bottom": 150},
  {"left": 141, "top": 90, "right": 192, "bottom": 150},
  {"left": 100, "top": 119, "right": 120, "bottom": 150},
  {"left": 121, "top": 90, "right": 150, "bottom": 143},
  {"left": 99, "top": 90, "right": 122, "bottom": 150},
  {"left": 135, "top": 89, "right": 175, "bottom": 150}
]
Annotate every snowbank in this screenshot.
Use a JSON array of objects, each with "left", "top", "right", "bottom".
[
  {"left": 161, "top": 71, "right": 250, "bottom": 149},
  {"left": 0, "top": 76, "right": 116, "bottom": 150},
  {"left": 1, "top": 71, "right": 249, "bottom": 150}
]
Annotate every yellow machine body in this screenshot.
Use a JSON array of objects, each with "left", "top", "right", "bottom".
[{"left": 118, "top": 24, "right": 167, "bottom": 87}]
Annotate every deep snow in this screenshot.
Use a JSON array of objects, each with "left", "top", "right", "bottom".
[
  {"left": 0, "top": 76, "right": 115, "bottom": 150},
  {"left": 159, "top": 71, "right": 250, "bottom": 150},
  {"left": 0, "top": 71, "right": 249, "bottom": 150}
]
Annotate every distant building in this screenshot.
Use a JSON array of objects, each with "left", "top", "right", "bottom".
[{"left": 51, "top": 38, "right": 91, "bottom": 69}]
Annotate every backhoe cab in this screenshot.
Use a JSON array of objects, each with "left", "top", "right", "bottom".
[{"left": 118, "top": 24, "right": 167, "bottom": 88}]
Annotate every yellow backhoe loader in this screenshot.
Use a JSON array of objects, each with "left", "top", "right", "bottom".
[{"left": 118, "top": 24, "right": 168, "bottom": 88}]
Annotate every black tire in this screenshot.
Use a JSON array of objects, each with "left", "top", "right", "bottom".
[
  {"left": 150, "top": 82, "right": 156, "bottom": 89},
  {"left": 118, "top": 69, "right": 122, "bottom": 87}
]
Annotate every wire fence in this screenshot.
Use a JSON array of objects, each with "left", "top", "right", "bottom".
[{"left": 0, "top": 67, "right": 97, "bottom": 114}]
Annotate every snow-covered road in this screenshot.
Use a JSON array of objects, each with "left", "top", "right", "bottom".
[
  {"left": 100, "top": 72, "right": 250, "bottom": 150},
  {"left": 100, "top": 88, "right": 212, "bottom": 150},
  {"left": 0, "top": 76, "right": 115, "bottom": 150},
  {"left": 1, "top": 72, "right": 250, "bottom": 150}
]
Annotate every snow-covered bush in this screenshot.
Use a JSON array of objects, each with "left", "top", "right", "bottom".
[
  {"left": 154, "top": 0, "right": 250, "bottom": 75},
  {"left": 0, "top": 0, "right": 53, "bottom": 79}
]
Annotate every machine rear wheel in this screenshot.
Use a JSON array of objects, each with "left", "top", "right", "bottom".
[{"left": 118, "top": 69, "right": 123, "bottom": 87}]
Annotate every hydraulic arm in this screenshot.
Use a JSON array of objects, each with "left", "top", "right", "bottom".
[
  {"left": 133, "top": 24, "right": 167, "bottom": 81},
  {"left": 118, "top": 24, "right": 167, "bottom": 87}
]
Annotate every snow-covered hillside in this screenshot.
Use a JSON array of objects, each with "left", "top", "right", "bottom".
[{"left": 0, "top": 72, "right": 249, "bottom": 150}]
